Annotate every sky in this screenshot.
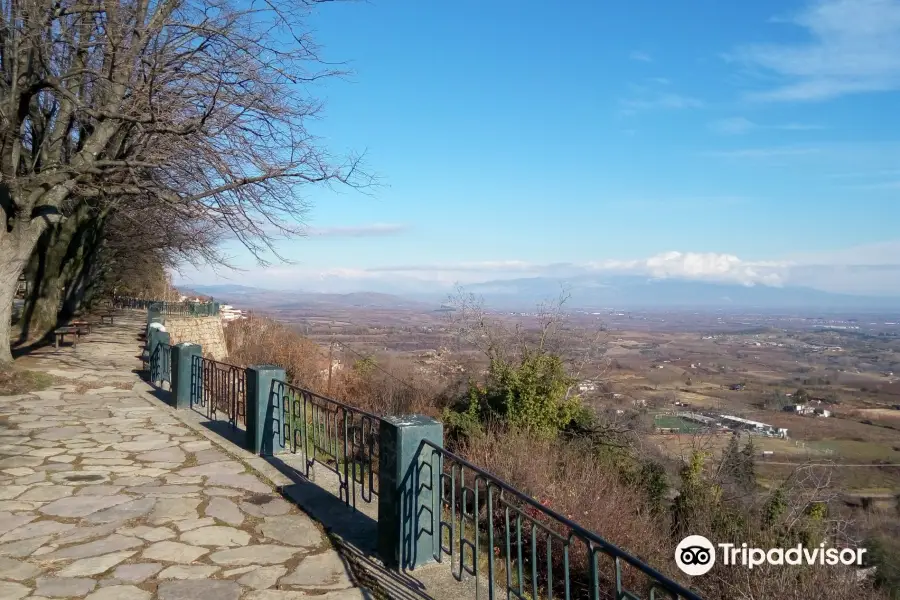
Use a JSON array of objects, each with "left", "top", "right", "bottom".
[{"left": 175, "top": 0, "right": 900, "bottom": 297}]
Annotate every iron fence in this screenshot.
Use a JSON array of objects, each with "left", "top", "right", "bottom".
[
  {"left": 115, "top": 296, "right": 158, "bottom": 309},
  {"left": 190, "top": 355, "right": 246, "bottom": 428},
  {"left": 149, "top": 342, "right": 172, "bottom": 387},
  {"left": 273, "top": 380, "right": 381, "bottom": 508},
  {"left": 114, "top": 296, "right": 218, "bottom": 316},
  {"left": 424, "top": 442, "right": 702, "bottom": 600},
  {"left": 150, "top": 301, "right": 218, "bottom": 317}
]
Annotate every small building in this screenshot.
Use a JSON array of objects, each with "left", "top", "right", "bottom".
[
  {"left": 677, "top": 412, "right": 716, "bottom": 426},
  {"left": 720, "top": 415, "right": 788, "bottom": 439},
  {"left": 219, "top": 304, "right": 246, "bottom": 322}
]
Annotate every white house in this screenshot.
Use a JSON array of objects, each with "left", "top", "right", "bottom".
[{"left": 220, "top": 304, "right": 246, "bottom": 322}]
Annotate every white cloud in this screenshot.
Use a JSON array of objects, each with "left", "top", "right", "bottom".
[
  {"left": 620, "top": 93, "right": 705, "bottom": 114},
  {"left": 705, "top": 146, "right": 822, "bottom": 158},
  {"left": 173, "top": 242, "right": 900, "bottom": 296},
  {"left": 620, "top": 77, "right": 704, "bottom": 115},
  {"left": 708, "top": 117, "right": 824, "bottom": 135},
  {"left": 855, "top": 180, "right": 900, "bottom": 190},
  {"left": 731, "top": 0, "right": 900, "bottom": 101},
  {"left": 630, "top": 51, "right": 653, "bottom": 62},
  {"left": 709, "top": 117, "right": 758, "bottom": 135},
  {"left": 368, "top": 260, "right": 541, "bottom": 273},
  {"left": 640, "top": 252, "right": 785, "bottom": 286},
  {"left": 304, "top": 223, "right": 407, "bottom": 237},
  {"left": 348, "top": 252, "right": 788, "bottom": 288},
  {"left": 785, "top": 240, "right": 900, "bottom": 266}
]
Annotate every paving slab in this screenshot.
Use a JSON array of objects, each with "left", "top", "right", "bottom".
[{"left": 0, "top": 313, "right": 360, "bottom": 599}]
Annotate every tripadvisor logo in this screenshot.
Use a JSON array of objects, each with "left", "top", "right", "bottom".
[
  {"left": 676, "top": 535, "right": 716, "bottom": 576},
  {"left": 675, "top": 535, "right": 867, "bottom": 576}
]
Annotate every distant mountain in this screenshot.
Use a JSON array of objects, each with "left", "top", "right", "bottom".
[
  {"left": 181, "top": 278, "right": 899, "bottom": 313},
  {"left": 464, "top": 275, "right": 900, "bottom": 311},
  {"left": 180, "top": 284, "right": 268, "bottom": 297},
  {"left": 184, "top": 285, "right": 436, "bottom": 310}
]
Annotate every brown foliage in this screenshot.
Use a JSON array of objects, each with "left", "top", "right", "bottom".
[
  {"left": 458, "top": 428, "right": 678, "bottom": 596},
  {"left": 223, "top": 315, "right": 456, "bottom": 416},
  {"left": 223, "top": 315, "right": 885, "bottom": 600},
  {"left": 223, "top": 316, "right": 327, "bottom": 390}
]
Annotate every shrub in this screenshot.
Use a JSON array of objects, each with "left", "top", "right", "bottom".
[
  {"left": 451, "top": 350, "right": 581, "bottom": 439},
  {"left": 869, "top": 534, "right": 900, "bottom": 599}
]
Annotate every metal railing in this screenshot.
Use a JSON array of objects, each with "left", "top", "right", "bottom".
[
  {"left": 272, "top": 380, "right": 381, "bottom": 508},
  {"left": 424, "top": 442, "right": 702, "bottom": 600},
  {"left": 150, "top": 342, "right": 172, "bottom": 387},
  {"left": 190, "top": 355, "right": 246, "bottom": 429},
  {"left": 150, "top": 300, "right": 218, "bottom": 317},
  {"left": 115, "top": 296, "right": 169, "bottom": 309},
  {"left": 136, "top": 295, "right": 699, "bottom": 599},
  {"left": 115, "top": 296, "right": 218, "bottom": 316}
]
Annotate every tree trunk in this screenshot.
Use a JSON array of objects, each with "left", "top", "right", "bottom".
[
  {"left": 19, "top": 227, "right": 70, "bottom": 342},
  {"left": 0, "top": 271, "right": 17, "bottom": 366},
  {"left": 60, "top": 226, "right": 105, "bottom": 322},
  {"left": 0, "top": 231, "right": 42, "bottom": 365},
  {"left": 19, "top": 206, "right": 101, "bottom": 341}
]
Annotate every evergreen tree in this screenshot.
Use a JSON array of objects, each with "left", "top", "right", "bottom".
[
  {"left": 640, "top": 461, "right": 668, "bottom": 514},
  {"left": 722, "top": 433, "right": 742, "bottom": 479},
  {"left": 739, "top": 437, "right": 757, "bottom": 491},
  {"left": 672, "top": 451, "right": 721, "bottom": 537}
]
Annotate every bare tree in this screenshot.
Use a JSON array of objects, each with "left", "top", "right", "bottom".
[
  {"left": 19, "top": 193, "right": 221, "bottom": 340},
  {"left": 0, "top": 0, "right": 371, "bottom": 363}
]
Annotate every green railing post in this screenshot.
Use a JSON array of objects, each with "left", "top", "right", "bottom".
[
  {"left": 171, "top": 343, "right": 202, "bottom": 409},
  {"left": 150, "top": 331, "right": 170, "bottom": 384},
  {"left": 147, "top": 326, "right": 165, "bottom": 378},
  {"left": 377, "top": 415, "right": 443, "bottom": 570},
  {"left": 246, "top": 365, "right": 285, "bottom": 456},
  {"left": 147, "top": 303, "right": 162, "bottom": 332}
]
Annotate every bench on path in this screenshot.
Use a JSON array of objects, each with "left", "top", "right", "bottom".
[
  {"left": 54, "top": 326, "right": 79, "bottom": 348},
  {"left": 100, "top": 312, "right": 115, "bottom": 325},
  {"left": 70, "top": 320, "right": 92, "bottom": 335}
]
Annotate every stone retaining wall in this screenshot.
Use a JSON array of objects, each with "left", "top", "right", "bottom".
[{"left": 166, "top": 316, "right": 228, "bottom": 361}]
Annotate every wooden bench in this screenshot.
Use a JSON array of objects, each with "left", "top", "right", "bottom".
[
  {"left": 100, "top": 313, "right": 115, "bottom": 325},
  {"left": 70, "top": 320, "right": 92, "bottom": 335},
  {"left": 54, "top": 327, "right": 79, "bottom": 349}
]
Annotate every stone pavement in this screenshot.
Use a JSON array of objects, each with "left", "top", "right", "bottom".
[{"left": 0, "top": 314, "right": 369, "bottom": 600}]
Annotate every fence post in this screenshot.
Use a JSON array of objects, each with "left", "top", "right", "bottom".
[
  {"left": 150, "top": 331, "right": 170, "bottom": 384},
  {"left": 147, "top": 326, "right": 165, "bottom": 378},
  {"left": 246, "top": 365, "right": 285, "bottom": 456},
  {"left": 171, "top": 343, "right": 202, "bottom": 409},
  {"left": 147, "top": 304, "right": 163, "bottom": 335},
  {"left": 377, "top": 415, "right": 443, "bottom": 570}
]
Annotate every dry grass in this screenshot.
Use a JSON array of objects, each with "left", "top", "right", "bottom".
[
  {"left": 0, "top": 367, "right": 55, "bottom": 395},
  {"left": 457, "top": 429, "right": 677, "bottom": 597},
  {"left": 224, "top": 316, "right": 328, "bottom": 389},
  {"left": 224, "top": 316, "right": 458, "bottom": 416},
  {"left": 223, "top": 316, "right": 887, "bottom": 599}
]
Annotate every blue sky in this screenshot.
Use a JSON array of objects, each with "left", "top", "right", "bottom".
[{"left": 177, "top": 0, "right": 900, "bottom": 296}]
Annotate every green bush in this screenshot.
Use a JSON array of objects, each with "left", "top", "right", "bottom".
[
  {"left": 464, "top": 351, "right": 580, "bottom": 438},
  {"left": 868, "top": 535, "right": 900, "bottom": 599}
]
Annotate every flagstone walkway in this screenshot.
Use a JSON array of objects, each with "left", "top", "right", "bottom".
[{"left": 0, "top": 315, "right": 368, "bottom": 600}]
